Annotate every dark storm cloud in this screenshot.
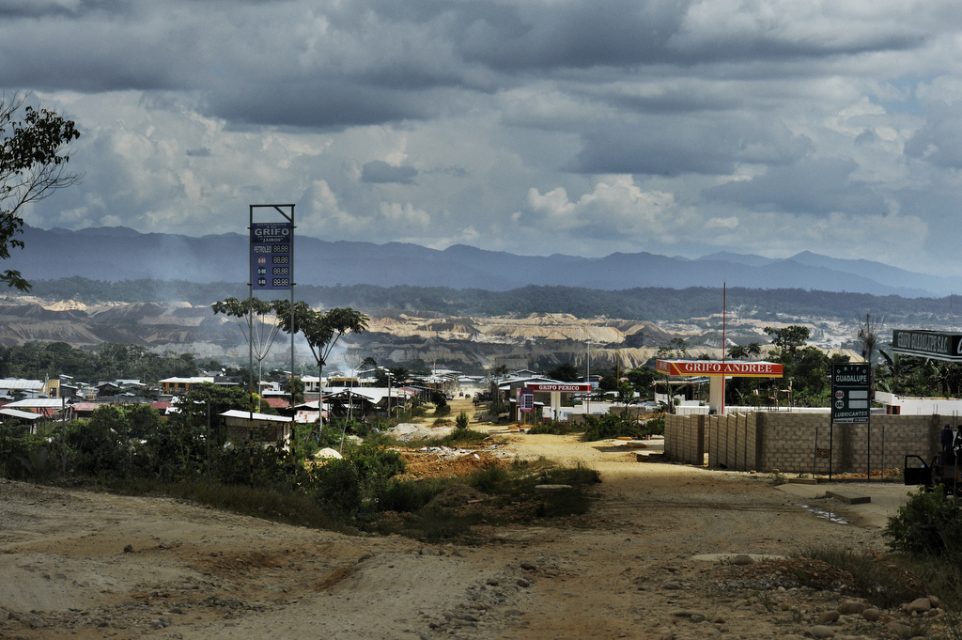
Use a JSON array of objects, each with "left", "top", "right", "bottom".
[
  {"left": 457, "top": 0, "right": 687, "bottom": 70},
  {"left": 452, "top": 0, "right": 926, "bottom": 72},
  {"left": 571, "top": 115, "right": 810, "bottom": 176},
  {"left": 206, "top": 83, "right": 461, "bottom": 129},
  {"left": 0, "top": 5, "right": 185, "bottom": 92},
  {"left": 0, "top": 0, "right": 936, "bottom": 129},
  {"left": 705, "top": 157, "right": 887, "bottom": 216},
  {"left": 7, "top": 0, "right": 962, "bottom": 274},
  {"left": 0, "top": 0, "right": 130, "bottom": 19},
  {"left": 361, "top": 161, "right": 418, "bottom": 184}
]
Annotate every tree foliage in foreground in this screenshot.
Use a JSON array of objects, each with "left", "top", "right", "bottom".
[{"left": 1, "top": 96, "right": 80, "bottom": 291}]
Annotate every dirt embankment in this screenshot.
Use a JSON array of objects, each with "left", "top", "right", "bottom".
[{"left": 0, "top": 432, "right": 945, "bottom": 640}]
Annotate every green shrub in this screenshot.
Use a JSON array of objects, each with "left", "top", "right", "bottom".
[
  {"left": 540, "top": 464, "right": 601, "bottom": 486},
  {"left": 885, "top": 486, "right": 962, "bottom": 556},
  {"left": 313, "top": 458, "right": 361, "bottom": 514},
  {"left": 466, "top": 464, "right": 510, "bottom": 493},
  {"left": 526, "top": 421, "right": 581, "bottom": 435},
  {"left": 455, "top": 412, "right": 469, "bottom": 430},
  {"left": 211, "top": 444, "right": 308, "bottom": 491},
  {"left": 580, "top": 414, "right": 645, "bottom": 441},
  {"left": 799, "top": 547, "right": 926, "bottom": 610},
  {"left": 347, "top": 443, "right": 406, "bottom": 484},
  {"left": 437, "top": 428, "right": 488, "bottom": 447},
  {"left": 376, "top": 478, "right": 449, "bottom": 512},
  {"left": 433, "top": 392, "right": 450, "bottom": 417},
  {"left": 643, "top": 416, "right": 665, "bottom": 436},
  {"left": 0, "top": 431, "right": 64, "bottom": 480}
]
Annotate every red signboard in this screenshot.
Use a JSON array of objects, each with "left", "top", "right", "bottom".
[
  {"left": 525, "top": 382, "right": 593, "bottom": 392},
  {"left": 655, "top": 360, "right": 784, "bottom": 378}
]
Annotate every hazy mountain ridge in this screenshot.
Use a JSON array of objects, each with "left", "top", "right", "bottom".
[{"left": 8, "top": 225, "right": 954, "bottom": 297}]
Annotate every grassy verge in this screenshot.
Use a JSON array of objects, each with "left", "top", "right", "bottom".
[
  {"left": 106, "top": 477, "right": 351, "bottom": 531},
  {"left": 366, "top": 458, "right": 601, "bottom": 541},
  {"left": 398, "top": 428, "right": 493, "bottom": 448},
  {"left": 100, "top": 456, "right": 601, "bottom": 544}
]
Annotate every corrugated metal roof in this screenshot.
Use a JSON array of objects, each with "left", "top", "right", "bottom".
[
  {"left": 220, "top": 409, "right": 293, "bottom": 423},
  {"left": 0, "top": 408, "right": 42, "bottom": 420},
  {"left": 0, "top": 379, "right": 44, "bottom": 391}
]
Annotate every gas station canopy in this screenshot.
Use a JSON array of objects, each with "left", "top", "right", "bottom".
[{"left": 656, "top": 359, "right": 784, "bottom": 415}]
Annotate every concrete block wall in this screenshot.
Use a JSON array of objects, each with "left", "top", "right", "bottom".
[
  {"left": 706, "top": 413, "right": 760, "bottom": 471},
  {"left": 666, "top": 411, "right": 946, "bottom": 474},
  {"left": 757, "top": 413, "right": 942, "bottom": 474},
  {"left": 757, "top": 413, "right": 830, "bottom": 474},
  {"left": 664, "top": 414, "right": 705, "bottom": 465}
]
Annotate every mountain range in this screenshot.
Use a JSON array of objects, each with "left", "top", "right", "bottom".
[{"left": 7, "top": 226, "right": 957, "bottom": 298}]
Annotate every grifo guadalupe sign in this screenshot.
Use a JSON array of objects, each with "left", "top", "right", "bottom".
[
  {"left": 831, "top": 363, "right": 870, "bottom": 424},
  {"left": 891, "top": 329, "right": 962, "bottom": 361}
]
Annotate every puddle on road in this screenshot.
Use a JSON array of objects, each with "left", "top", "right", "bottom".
[{"left": 800, "top": 503, "right": 848, "bottom": 525}]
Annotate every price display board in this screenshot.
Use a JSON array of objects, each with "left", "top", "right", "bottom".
[{"left": 250, "top": 223, "right": 293, "bottom": 290}]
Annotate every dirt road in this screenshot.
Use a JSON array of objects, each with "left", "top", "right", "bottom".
[{"left": 0, "top": 430, "right": 939, "bottom": 640}]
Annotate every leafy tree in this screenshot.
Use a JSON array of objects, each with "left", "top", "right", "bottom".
[
  {"left": 617, "top": 381, "right": 635, "bottom": 411},
  {"left": 212, "top": 297, "right": 283, "bottom": 404},
  {"left": 274, "top": 302, "right": 368, "bottom": 441},
  {"left": 764, "top": 325, "right": 810, "bottom": 357},
  {"left": 725, "top": 343, "right": 762, "bottom": 406},
  {"left": 655, "top": 338, "right": 689, "bottom": 413},
  {"left": 761, "top": 325, "right": 849, "bottom": 406},
  {"left": 625, "top": 366, "right": 655, "bottom": 398},
  {"left": 274, "top": 302, "right": 368, "bottom": 383},
  {"left": 281, "top": 376, "right": 305, "bottom": 405},
  {"left": 548, "top": 362, "right": 580, "bottom": 381},
  {"left": 657, "top": 337, "right": 689, "bottom": 359},
  {"left": 0, "top": 96, "right": 81, "bottom": 290},
  {"left": 727, "top": 343, "right": 761, "bottom": 360}
]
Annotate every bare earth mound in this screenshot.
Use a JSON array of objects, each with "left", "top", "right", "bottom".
[{"left": 0, "top": 433, "right": 944, "bottom": 640}]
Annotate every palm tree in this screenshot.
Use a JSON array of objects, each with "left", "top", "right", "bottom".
[
  {"left": 212, "top": 297, "right": 283, "bottom": 409},
  {"left": 273, "top": 301, "right": 368, "bottom": 440}
]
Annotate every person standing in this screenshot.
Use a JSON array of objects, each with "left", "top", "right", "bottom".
[
  {"left": 954, "top": 425, "right": 962, "bottom": 463},
  {"left": 941, "top": 424, "right": 955, "bottom": 462}
]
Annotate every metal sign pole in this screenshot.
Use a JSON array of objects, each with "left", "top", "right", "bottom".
[
  {"left": 866, "top": 367, "right": 872, "bottom": 481},
  {"left": 829, "top": 420, "right": 833, "bottom": 481},
  {"left": 248, "top": 205, "right": 254, "bottom": 424},
  {"left": 249, "top": 204, "right": 295, "bottom": 443}
]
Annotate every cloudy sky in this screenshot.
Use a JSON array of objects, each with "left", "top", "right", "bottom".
[{"left": 4, "top": 0, "right": 962, "bottom": 275}]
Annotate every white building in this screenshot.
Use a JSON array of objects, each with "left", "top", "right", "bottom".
[{"left": 874, "top": 391, "right": 962, "bottom": 416}]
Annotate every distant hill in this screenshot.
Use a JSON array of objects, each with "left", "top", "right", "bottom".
[{"left": 7, "top": 225, "right": 956, "bottom": 297}]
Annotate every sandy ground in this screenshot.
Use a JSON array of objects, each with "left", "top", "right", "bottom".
[{"left": 0, "top": 409, "right": 948, "bottom": 640}]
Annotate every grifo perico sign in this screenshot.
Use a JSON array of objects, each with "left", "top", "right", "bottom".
[
  {"left": 655, "top": 360, "right": 784, "bottom": 378},
  {"left": 525, "top": 383, "right": 592, "bottom": 393}
]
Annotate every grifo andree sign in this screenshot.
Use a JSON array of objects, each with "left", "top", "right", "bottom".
[
  {"left": 655, "top": 360, "right": 784, "bottom": 378},
  {"left": 892, "top": 329, "right": 962, "bottom": 361}
]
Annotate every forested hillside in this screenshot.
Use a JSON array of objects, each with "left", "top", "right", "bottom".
[{"left": 20, "top": 277, "right": 962, "bottom": 325}]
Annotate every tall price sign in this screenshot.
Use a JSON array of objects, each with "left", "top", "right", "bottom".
[{"left": 250, "top": 222, "right": 293, "bottom": 290}]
